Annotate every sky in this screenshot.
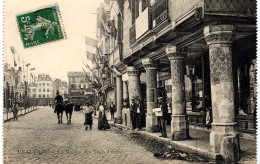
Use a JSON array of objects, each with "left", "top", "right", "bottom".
[{"left": 4, "top": 0, "right": 104, "bottom": 82}]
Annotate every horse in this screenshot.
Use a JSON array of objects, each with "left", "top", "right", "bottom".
[
  {"left": 65, "top": 103, "right": 74, "bottom": 125},
  {"left": 55, "top": 103, "right": 65, "bottom": 124}
]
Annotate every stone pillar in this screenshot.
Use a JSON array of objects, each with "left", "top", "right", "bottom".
[
  {"left": 116, "top": 75, "right": 123, "bottom": 124},
  {"left": 123, "top": 81, "right": 129, "bottom": 100},
  {"left": 126, "top": 66, "right": 142, "bottom": 104},
  {"left": 166, "top": 45, "right": 189, "bottom": 140},
  {"left": 204, "top": 25, "right": 239, "bottom": 161},
  {"left": 142, "top": 58, "right": 159, "bottom": 132}
]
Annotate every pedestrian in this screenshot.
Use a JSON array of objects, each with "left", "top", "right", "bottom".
[
  {"left": 98, "top": 102, "right": 110, "bottom": 130},
  {"left": 136, "top": 100, "right": 144, "bottom": 131},
  {"left": 104, "top": 101, "right": 107, "bottom": 111},
  {"left": 130, "top": 98, "right": 137, "bottom": 130},
  {"left": 12, "top": 101, "right": 19, "bottom": 121},
  {"left": 109, "top": 102, "right": 116, "bottom": 120},
  {"left": 158, "top": 97, "right": 167, "bottom": 138},
  {"left": 83, "top": 102, "right": 93, "bottom": 130}
]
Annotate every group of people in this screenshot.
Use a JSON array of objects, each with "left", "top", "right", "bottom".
[
  {"left": 129, "top": 99, "right": 144, "bottom": 131},
  {"left": 53, "top": 90, "right": 168, "bottom": 137},
  {"left": 128, "top": 97, "right": 168, "bottom": 138},
  {"left": 81, "top": 101, "right": 112, "bottom": 131}
]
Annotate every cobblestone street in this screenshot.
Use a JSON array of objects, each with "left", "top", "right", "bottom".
[{"left": 3, "top": 107, "right": 198, "bottom": 164}]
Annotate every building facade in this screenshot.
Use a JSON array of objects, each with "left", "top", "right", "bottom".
[
  {"left": 53, "top": 79, "right": 68, "bottom": 99},
  {"left": 36, "top": 74, "right": 54, "bottom": 99},
  {"left": 95, "top": 0, "right": 256, "bottom": 161},
  {"left": 67, "top": 72, "right": 90, "bottom": 95}
]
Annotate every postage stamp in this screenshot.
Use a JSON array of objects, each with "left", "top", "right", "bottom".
[{"left": 16, "top": 4, "right": 65, "bottom": 48}]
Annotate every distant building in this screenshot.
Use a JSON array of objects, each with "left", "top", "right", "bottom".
[
  {"left": 36, "top": 74, "right": 53, "bottom": 99},
  {"left": 67, "top": 72, "right": 89, "bottom": 96},
  {"left": 53, "top": 79, "right": 68, "bottom": 99},
  {"left": 28, "top": 83, "right": 37, "bottom": 98},
  {"left": 3, "top": 63, "right": 24, "bottom": 108}
]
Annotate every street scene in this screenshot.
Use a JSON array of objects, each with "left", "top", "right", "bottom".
[
  {"left": 4, "top": 107, "right": 210, "bottom": 164},
  {"left": 3, "top": 0, "right": 257, "bottom": 163}
]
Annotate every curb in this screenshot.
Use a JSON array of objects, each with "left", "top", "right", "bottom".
[{"left": 111, "top": 122, "right": 222, "bottom": 160}]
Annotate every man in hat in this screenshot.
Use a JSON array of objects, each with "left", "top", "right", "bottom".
[
  {"left": 158, "top": 97, "right": 168, "bottom": 138},
  {"left": 109, "top": 102, "right": 116, "bottom": 120},
  {"left": 130, "top": 97, "right": 137, "bottom": 130},
  {"left": 54, "top": 90, "right": 63, "bottom": 113},
  {"left": 136, "top": 99, "right": 144, "bottom": 131}
]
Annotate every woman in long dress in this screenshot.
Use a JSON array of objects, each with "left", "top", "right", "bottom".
[{"left": 98, "top": 102, "right": 110, "bottom": 130}]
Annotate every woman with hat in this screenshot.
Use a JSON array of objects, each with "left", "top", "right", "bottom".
[{"left": 98, "top": 101, "right": 110, "bottom": 130}]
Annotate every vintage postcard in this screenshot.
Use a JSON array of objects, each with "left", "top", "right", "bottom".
[{"left": 3, "top": 0, "right": 257, "bottom": 163}]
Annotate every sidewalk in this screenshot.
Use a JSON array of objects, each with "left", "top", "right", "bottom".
[
  {"left": 3, "top": 106, "right": 39, "bottom": 122},
  {"left": 94, "top": 111, "right": 256, "bottom": 163}
]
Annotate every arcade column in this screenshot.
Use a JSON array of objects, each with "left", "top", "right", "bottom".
[
  {"left": 123, "top": 81, "right": 129, "bottom": 100},
  {"left": 204, "top": 25, "right": 239, "bottom": 161},
  {"left": 142, "top": 58, "right": 159, "bottom": 132},
  {"left": 116, "top": 75, "right": 123, "bottom": 124},
  {"left": 126, "top": 66, "right": 142, "bottom": 104},
  {"left": 166, "top": 45, "right": 189, "bottom": 140}
]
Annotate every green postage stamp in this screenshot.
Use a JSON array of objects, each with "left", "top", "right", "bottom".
[{"left": 16, "top": 4, "right": 65, "bottom": 48}]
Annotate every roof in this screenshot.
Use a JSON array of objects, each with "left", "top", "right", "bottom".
[
  {"left": 67, "top": 72, "right": 85, "bottom": 77},
  {"left": 38, "top": 74, "right": 52, "bottom": 81},
  {"left": 28, "top": 83, "right": 37, "bottom": 87}
]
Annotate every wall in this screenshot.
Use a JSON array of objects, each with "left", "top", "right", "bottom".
[{"left": 122, "top": 0, "right": 132, "bottom": 59}]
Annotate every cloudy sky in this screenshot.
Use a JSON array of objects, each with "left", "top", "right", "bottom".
[{"left": 4, "top": 0, "right": 103, "bottom": 82}]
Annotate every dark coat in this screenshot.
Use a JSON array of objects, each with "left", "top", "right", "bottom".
[
  {"left": 130, "top": 103, "right": 137, "bottom": 113},
  {"left": 109, "top": 104, "right": 116, "bottom": 113},
  {"left": 54, "top": 95, "right": 63, "bottom": 104},
  {"left": 136, "top": 103, "right": 144, "bottom": 115},
  {"left": 161, "top": 102, "right": 168, "bottom": 120}
]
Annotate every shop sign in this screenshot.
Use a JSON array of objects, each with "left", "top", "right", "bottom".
[{"left": 135, "top": 8, "right": 149, "bottom": 39}]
